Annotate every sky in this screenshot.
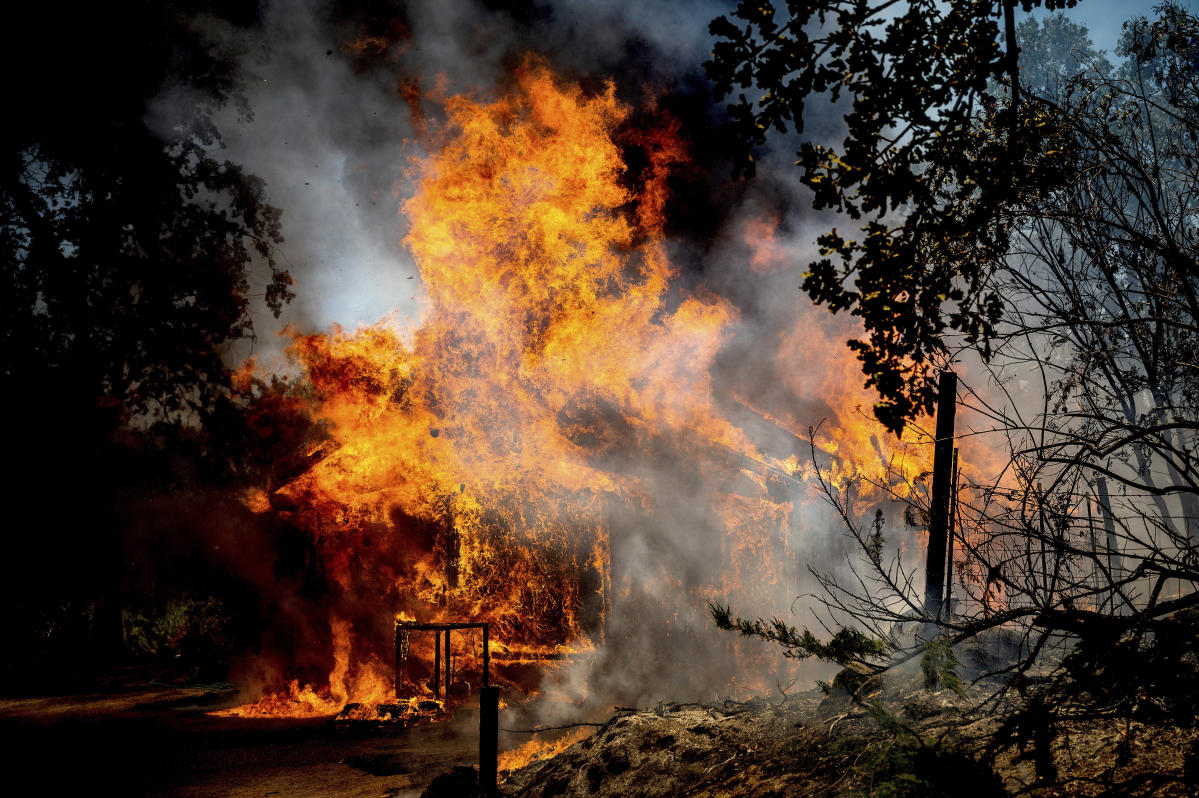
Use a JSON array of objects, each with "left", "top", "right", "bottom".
[{"left": 1042, "top": 0, "right": 1164, "bottom": 53}]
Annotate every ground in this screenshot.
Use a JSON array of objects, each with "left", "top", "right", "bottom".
[
  {"left": 0, "top": 670, "right": 477, "bottom": 797},
  {"left": 499, "top": 675, "right": 1199, "bottom": 797},
  {"left": 3, "top": 668, "right": 1196, "bottom": 797}
]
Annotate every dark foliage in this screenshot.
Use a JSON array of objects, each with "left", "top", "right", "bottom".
[
  {"left": 1, "top": 1, "right": 294, "bottom": 424},
  {"left": 0, "top": 1, "right": 298, "bottom": 681},
  {"left": 714, "top": 8, "right": 1199, "bottom": 792},
  {"left": 704, "top": 0, "right": 1077, "bottom": 434},
  {"left": 830, "top": 726, "right": 1006, "bottom": 798}
]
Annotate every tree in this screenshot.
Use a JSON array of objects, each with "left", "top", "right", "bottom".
[
  {"left": 0, "top": 2, "right": 294, "bottom": 677},
  {"left": 714, "top": 7, "right": 1199, "bottom": 791},
  {"left": 984, "top": 9, "right": 1199, "bottom": 544},
  {"left": 1, "top": 1, "right": 294, "bottom": 424},
  {"left": 705, "top": 0, "right": 1077, "bottom": 434},
  {"left": 1011, "top": 10, "right": 1112, "bottom": 95}
]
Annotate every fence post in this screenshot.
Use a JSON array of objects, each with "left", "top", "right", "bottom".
[
  {"left": 943, "top": 447, "right": 959, "bottom": 620},
  {"left": 1095, "top": 476, "right": 1125, "bottom": 613},
  {"left": 479, "top": 684, "right": 498, "bottom": 795},
  {"left": 923, "top": 370, "right": 957, "bottom": 622}
]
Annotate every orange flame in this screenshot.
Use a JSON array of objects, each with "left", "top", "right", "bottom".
[
  {"left": 230, "top": 62, "right": 766, "bottom": 716},
  {"left": 498, "top": 728, "right": 591, "bottom": 775},
  {"left": 229, "top": 61, "right": 962, "bottom": 719}
]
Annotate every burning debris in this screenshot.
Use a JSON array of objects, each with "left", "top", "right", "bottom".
[{"left": 333, "top": 696, "right": 448, "bottom": 730}]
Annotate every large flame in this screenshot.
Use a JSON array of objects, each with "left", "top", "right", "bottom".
[{"left": 228, "top": 62, "right": 931, "bottom": 719}]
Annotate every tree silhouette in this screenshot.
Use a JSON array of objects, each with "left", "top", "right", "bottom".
[
  {"left": 704, "top": 0, "right": 1078, "bottom": 434},
  {"left": 713, "top": 7, "right": 1199, "bottom": 791},
  {"left": 0, "top": 1, "right": 294, "bottom": 677}
]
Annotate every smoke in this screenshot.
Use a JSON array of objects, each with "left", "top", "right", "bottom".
[
  {"left": 177, "top": 0, "right": 756, "bottom": 365},
  {"left": 145, "top": 0, "right": 906, "bottom": 716}
]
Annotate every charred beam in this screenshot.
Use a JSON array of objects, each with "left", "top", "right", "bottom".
[
  {"left": 444, "top": 629, "right": 452, "bottom": 696},
  {"left": 483, "top": 624, "right": 490, "bottom": 688},
  {"left": 394, "top": 628, "right": 410, "bottom": 699}
]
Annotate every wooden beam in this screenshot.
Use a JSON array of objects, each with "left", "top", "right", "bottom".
[
  {"left": 943, "top": 447, "right": 959, "bottom": 620},
  {"left": 433, "top": 630, "right": 441, "bottom": 699}
]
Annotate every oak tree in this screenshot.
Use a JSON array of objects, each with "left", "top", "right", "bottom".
[{"left": 705, "top": 0, "right": 1077, "bottom": 433}]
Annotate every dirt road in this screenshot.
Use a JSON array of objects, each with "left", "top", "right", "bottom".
[{"left": 0, "top": 680, "right": 482, "bottom": 797}]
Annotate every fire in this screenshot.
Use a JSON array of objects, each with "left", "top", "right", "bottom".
[
  {"left": 228, "top": 61, "right": 762, "bottom": 717},
  {"left": 498, "top": 728, "right": 592, "bottom": 775},
  {"left": 216, "top": 679, "right": 345, "bottom": 719},
  {"left": 228, "top": 60, "right": 939, "bottom": 720},
  {"left": 741, "top": 214, "right": 788, "bottom": 274}
]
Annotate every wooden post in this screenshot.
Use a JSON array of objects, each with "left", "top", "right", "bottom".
[
  {"left": 479, "top": 685, "right": 499, "bottom": 796},
  {"left": 445, "top": 629, "right": 452, "bottom": 697},
  {"left": 1004, "top": 0, "right": 1020, "bottom": 143},
  {"left": 1096, "top": 477, "right": 1124, "bottom": 613},
  {"left": 482, "top": 624, "right": 490, "bottom": 688},
  {"left": 433, "top": 630, "right": 441, "bottom": 699},
  {"left": 943, "top": 448, "right": 959, "bottom": 620},
  {"left": 923, "top": 370, "right": 957, "bottom": 621}
]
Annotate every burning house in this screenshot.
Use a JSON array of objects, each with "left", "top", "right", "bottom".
[{"left": 212, "top": 61, "right": 930, "bottom": 729}]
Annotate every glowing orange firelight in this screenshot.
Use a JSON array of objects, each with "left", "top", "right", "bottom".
[{"left": 225, "top": 61, "right": 936, "bottom": 720}]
